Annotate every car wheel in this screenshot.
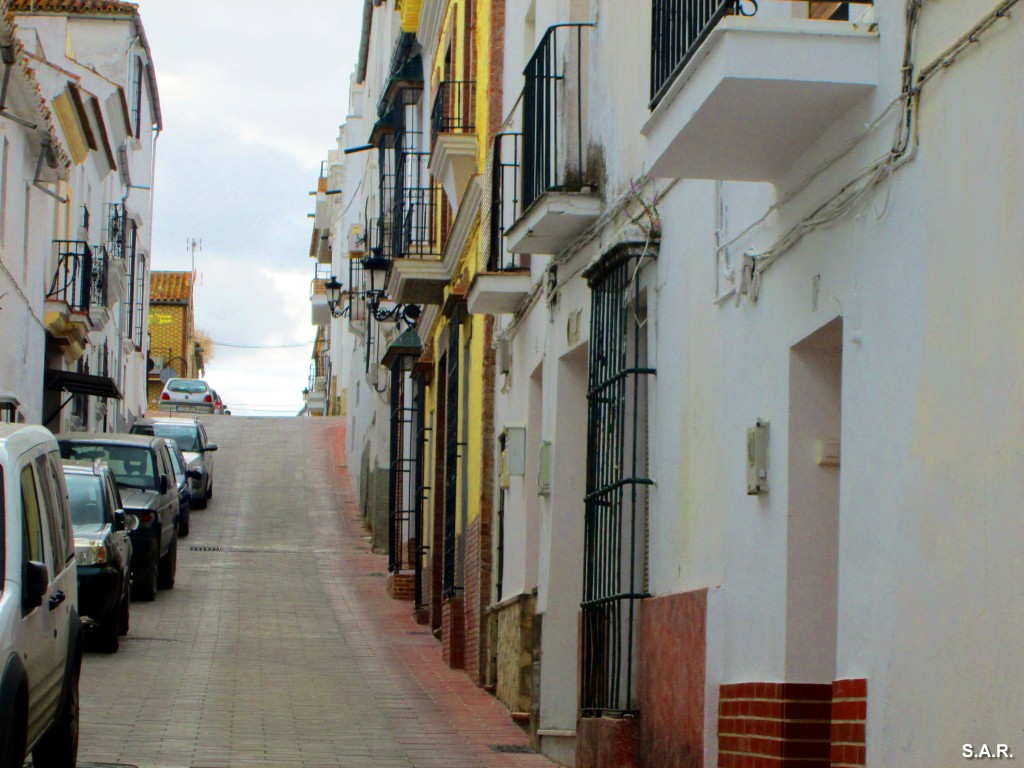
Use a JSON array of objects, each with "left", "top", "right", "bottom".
[
  {"left": 193, "top": 489, "right": 208, "bottom": 509},
  {"left": 206, "top": 480, "right": 213, "bottom": 500},
  {"left": 0, "top": 690, "right": 27, "bottom": 768},
  {"left": 158, "top": 536, "right": 177, "bottom": 589},
  {"left": 132, "top": 540, "right": 159, "bottom": 601},
  {"left": 31, "top": 657, "right": 79, "bottom": 768},
  {"left": 179, "top": 519, "right": 190, "bottom": 537},
  {"left": 96, "top": 602, "right": 120, "bottom": 653},
  {"left": 119, "top": 592, "right": 130, "bottom": 635}
]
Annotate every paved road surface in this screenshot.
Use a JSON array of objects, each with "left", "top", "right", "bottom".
[{"left": 69, "top": 416, "right": 553, "bottom": 768}]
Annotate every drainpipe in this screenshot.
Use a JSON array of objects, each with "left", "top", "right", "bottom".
[{"left": 356, "top": 0, "right": 374, "bottom": 84}]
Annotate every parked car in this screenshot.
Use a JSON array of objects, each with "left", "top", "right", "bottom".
[
  {"left": 211, "top": 389, "right": 226, "bottom": 415},
  {"left": 57, "top": 433, "right": 179, "bottom": 601},
  {"left": 162, "top": 439, "right": 199, "bottom": 537},
  {"left": 159, "top": 377, "right": 216, "bottom": 414},
  {"left": 130, "top": 416, "right": 217, "bottom": 509},
  {"left": 0, "top": 424, "right": 81, "bottom": 768},
  {"left": 62, "top": 459, "right": 137, "bottom": 652}
]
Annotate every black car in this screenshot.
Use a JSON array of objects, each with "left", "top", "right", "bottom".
[
  {"left": 162, "top": 439, "right": 199, "bottom": 537},
  {"left": 57, "top": 433, "right": 180, "bottom": 601},
  {"left": 62, "top": 459, "right": 137, "bottom": 652}
]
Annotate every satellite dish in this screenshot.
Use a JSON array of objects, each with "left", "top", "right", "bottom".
[{"left": 159, "top": 365, "right": 179, "bottom": 383}]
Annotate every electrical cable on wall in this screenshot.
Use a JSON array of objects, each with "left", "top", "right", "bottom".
[{"left": 726, "top": 0, "right": 1019, "bottom": 301}]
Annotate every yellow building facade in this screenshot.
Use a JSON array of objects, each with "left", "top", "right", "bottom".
[{"left": 146, "top": 271, "right": 201, "bottom": 409}]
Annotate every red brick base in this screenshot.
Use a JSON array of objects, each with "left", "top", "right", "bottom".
[
  {"left": 830, "top": 679, "right": 867, "bottom": 768},
  {"left": 718, "top": 679, "right": 868, "bottom": 768},
  {"left": 386, "top": 572, "right": 415, "bottom": 601},
  {"left": 442, "top": 596, "right": 465, "bottom": 669},
  {"left": 576, "top": 715, "right": 640, "bottom": 768}
]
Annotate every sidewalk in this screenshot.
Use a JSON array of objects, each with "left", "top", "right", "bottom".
[{"left": 315, "top": 420, "right": 559, "bottom": 768}]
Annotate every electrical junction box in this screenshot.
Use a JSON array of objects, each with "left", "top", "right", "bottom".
[
  {"left": 747, "top": 419, "right": 769, "bottom": 495},
  {"left": 496, "top": 337, "right": 511, "bottom": 376},
  {"left": 538, "top": 441, "right": 552, "bottom": 496},
  {"left": 815, "top": 438, "right": 841, "bottom": 466},
  {"left": 503, "top": 427, "right": 526, "bottom": 476}
]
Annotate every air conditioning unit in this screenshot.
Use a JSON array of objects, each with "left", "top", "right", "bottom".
[{"left": 496, "top": 337, "right": 511, "bottom": 376}]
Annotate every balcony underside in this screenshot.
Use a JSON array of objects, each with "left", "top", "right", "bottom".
[
  {"left": 43, "top": 304, "right": 88, "bottom": 361},
  {"left": 431, "top": 133, "right": 478, "bottom": 210},
  {"left": 505, "top": 191, "right": 603, "bottom": 255},
  {"left": 466, "top": 272, "right": 533, "bottom": 315},
  {"left": 388, "top": 259, "right": 449, "bottom": 305},
  {"left": 643, "top": 18, "right": 878, "bottom": 181}
]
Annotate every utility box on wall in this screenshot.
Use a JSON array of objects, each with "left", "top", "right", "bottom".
[
  {"left": 747, "top": 419, "right": 769, "bottom": 495},
  {"left": 538, "top": 441, "right": 552, "bottom": 496},
  {"left": 503, "top": 426, "right": 526, "bottom": 478}
]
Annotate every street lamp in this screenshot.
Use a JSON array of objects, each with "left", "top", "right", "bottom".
[
  {"left": 361, "top": 252, "right": 421, "bottom": 327},
  {"left": 324, "top": 276, "right": 347, "bottom": 318}
]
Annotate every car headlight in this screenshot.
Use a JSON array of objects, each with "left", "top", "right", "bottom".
[{"left": 75, "top": 542, "right": 108, "bottom": 566}]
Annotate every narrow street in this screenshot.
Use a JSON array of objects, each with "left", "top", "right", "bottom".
[{"left": 72, "top": 416, "right": 553, "bottom": 768}]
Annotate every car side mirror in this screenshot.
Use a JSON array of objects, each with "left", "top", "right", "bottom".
[
  {"left": 187, "top": 469, "right": 202, "bottom": 480},
  {"left": 204, "top": 444, "right": 218, "bottom": 453},
  {"left": 114, "top": 509, "right": 126, "bottom": 531},
  {"left": 23, "top": 561, "right": 48, "bottom": 611},
  {"left": 160, "top": 474, "right": 169, "bottom": 495}
]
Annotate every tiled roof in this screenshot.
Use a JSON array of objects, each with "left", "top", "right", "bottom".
[
  {"left": 150, "top": 271, "right": 192, "bottom": 303},
  {"left": 8, "top": 0, "right": 139, "bottom": 15}
]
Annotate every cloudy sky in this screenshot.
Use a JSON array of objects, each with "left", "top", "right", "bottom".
[{"left": 138, "top": 0, "right": 363, "bottom": 416}]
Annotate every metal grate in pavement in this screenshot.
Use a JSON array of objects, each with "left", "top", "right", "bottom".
[
  {"left": 489, "top": 744, "right": 534, "bottom": 753},
  {"left": 74, "top": 763, "right": 140, "bottom": 768},
  {"left": 189, "top": 545, "right": 304, "bottom": 554}
]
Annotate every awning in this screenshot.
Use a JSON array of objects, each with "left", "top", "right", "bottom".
[{"left": 45, "top": 369, "right": 122, "bottom": 400}]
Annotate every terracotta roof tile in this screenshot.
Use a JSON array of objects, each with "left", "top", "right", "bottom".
[
  {"left": 150, "top": 271, "right": 192, "bottom": 303},
  {"left": 8, "top": 0, "right": 139, "bottom": 15}
]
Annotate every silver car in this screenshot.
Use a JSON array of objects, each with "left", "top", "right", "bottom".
[
  {"left": 159, "top": 378, "right": 216, "bottom": 414},
  {"left": 129, "top": 417, "right": 217, "bottom": 509}
]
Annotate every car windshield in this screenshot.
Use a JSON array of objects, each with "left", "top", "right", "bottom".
[
  {"left": 167, "top": 380, "right": 208, "bottom": 394},
  {"left": 65, "top": 473, "right": 108, "bottom": 525},
  {"left": 132, "top": 423, "right": 201, "bottom": 453},
  {"left": 60, "top": 444, "right": 157, "bottom": 490}
]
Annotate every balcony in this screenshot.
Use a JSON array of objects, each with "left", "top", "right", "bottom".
[
  {"left": 504, "top": 24, "right": 602, "bottom": 256},
  {"left": 430, "top": 79, "right": 477, "bottom": 209},
  {"left": 310, "top": 264, "right": 332, "bottom": 326},
  {"left": 44, "top": 241, "right": 103, "bottom": 358},
  {"left": 468, "top": 132, "right": 531, "bottom": 315},
  {"left": 388, "top": 149, "right": 448, "bottom": 305},
  {"left": 643, "top": 0, "right": 878, "bottom": 181},
  {"left": 103, "top": 203, "right": 129, "bottom": 300}
]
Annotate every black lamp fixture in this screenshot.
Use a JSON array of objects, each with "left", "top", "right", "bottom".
[
  {"left": 324, "top": 276, "right": 347, "bottom": 318},
  {"left": 361, "top": 251, "right": 421, "bottom": 327}
]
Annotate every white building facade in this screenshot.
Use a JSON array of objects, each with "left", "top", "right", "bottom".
[
  {"left": 0, "top": 0, "right": 161, "bottom": 432},
  {"left": 332, "top": 1, "right": 1024, "bottom": 766}
]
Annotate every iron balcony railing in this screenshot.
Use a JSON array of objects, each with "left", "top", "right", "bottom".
[
  {"left": 521, "top": 23, "right": 593, "bottom": 212},
  {"left": 47, "top": 241, "right": 96, "bottom": 313},
  {"left": 392, "top": 151, "right": 440, "bottom": 261},
  {"left": 104, "top": 203, "right": 127, "bottom": 264},
  {"left": 489, "top": 132, "right": 527, "bottom": 272},
  {"left": 89, "top": 245, "right": 111, "bottom": 309},
  {"left": 431, "top": 80, "right": 476, "bottom": 139},
  {"left": 650, "top": 0, "right": 874, "bottom": 109}
]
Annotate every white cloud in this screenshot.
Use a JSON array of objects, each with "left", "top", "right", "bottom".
[{"left": 136, "top": 0, "right": 361, "bottom": 415}]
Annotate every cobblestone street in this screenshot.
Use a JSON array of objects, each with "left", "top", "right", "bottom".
[{"left": 73, "top": 416, "right": 554, "bottom": 768}]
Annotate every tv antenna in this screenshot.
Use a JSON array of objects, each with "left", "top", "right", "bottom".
[{"left": 187, "top": 237, "right": 202, "bottom": 275}]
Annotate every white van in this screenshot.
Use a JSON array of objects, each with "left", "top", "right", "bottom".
[{"left": 0, "top": 424, "right": 81, "bottom": 767}]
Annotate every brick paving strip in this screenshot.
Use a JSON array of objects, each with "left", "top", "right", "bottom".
[{"left": 69, "top": 416, "right": 555, "bottom": 768}]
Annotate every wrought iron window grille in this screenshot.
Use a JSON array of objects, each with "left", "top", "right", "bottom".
[
  {"left": 580, "top": 244, "right": 657, "bottom": 717},
  {"left": 442, "top": 311, "right": 464, "bottom": 598},
  {"left": 104, "top": 203, "right": 127, "bottom": 263},
  {"left": 389, "top": 355, "right": 421, "bottom": 575}
]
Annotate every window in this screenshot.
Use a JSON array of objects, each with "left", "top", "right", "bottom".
[
  {"left": 0, "top": 466, "right": 5, "bottom": 590},
  {"left": 21, "top": 465, "right": 46, "bottom": 566},
  {"left": 60, "top": 443, "right": 157, "bottom": 490},
  {"left": 580, "top": 246, "right": 655, "bottom": 716},
  {"left": 35, "top": 455, "right": 68, "bottom": 574},
  {"left": 66, "top": 474, "right": 107, "bottom": 525},
  {"left": 132, "top": 423, "right": 202, "bottom": 452}
]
